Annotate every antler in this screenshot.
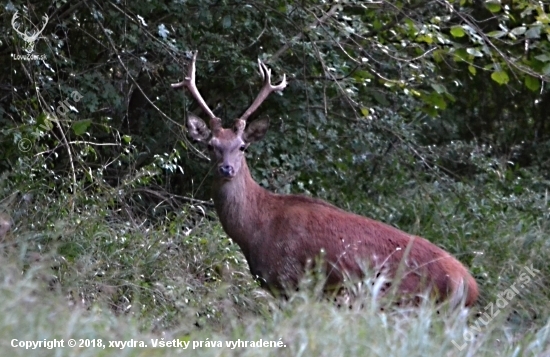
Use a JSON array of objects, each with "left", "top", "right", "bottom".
[
  {"left": 11, "top": 12, "right": 25, "bottom": 38},
  {"left": 31, "top": 14, "right": 49, "bottom": 42},
  {"left": 171, "top": 51, "right": 218, "bottom": 121},
  {"left": 238, "top": 59, "right": 287, "bottom": 122},
  {"left": 11, "top": 12, "right": 49, "bottom": 42}
]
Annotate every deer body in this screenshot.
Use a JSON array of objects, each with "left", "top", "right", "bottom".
[
  {"left": 212, "top": 150, "right": 477, "bottom": 306},
  {"left": 173, "top": 52, "right": 478, "bottom": 307}
]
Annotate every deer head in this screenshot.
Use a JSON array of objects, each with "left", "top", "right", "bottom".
[
  {"left": 11, "top": 11, "right": 49, "bottom": 54},
  {"left": 172, "top": 52, "right": 286, "bottom": 180}
]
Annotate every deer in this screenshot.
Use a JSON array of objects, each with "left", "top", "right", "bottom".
[{"left": 171, "top": 52, "right": 478, "bottom": 307}]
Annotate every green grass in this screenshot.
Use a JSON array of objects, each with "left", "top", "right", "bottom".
[{"left": 1, "top": 176, "right": 549, "bottom": 357}]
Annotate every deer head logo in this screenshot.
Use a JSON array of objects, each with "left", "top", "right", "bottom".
[{"left": 11, "top": 11, "right": 49, "bottom": 54}]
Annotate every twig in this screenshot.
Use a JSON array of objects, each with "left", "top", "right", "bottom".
[{"left": 269, "top": 4, "right": 339, "bottom": 63}]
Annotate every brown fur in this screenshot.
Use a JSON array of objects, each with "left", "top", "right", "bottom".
[
  {"left": 185, "top": 99, "right": 478, "bottom": 307},
  {"left": 0, "top": 213, "right": 11, "bottom": 241}
]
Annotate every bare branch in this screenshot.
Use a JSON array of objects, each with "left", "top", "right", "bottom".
[{"left": 270, "top": 4, "right": 339, "bottom": 63}]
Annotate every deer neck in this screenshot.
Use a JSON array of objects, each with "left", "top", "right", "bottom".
[{"left": 211, "top": 157, "right": 265, "bottom": 256}]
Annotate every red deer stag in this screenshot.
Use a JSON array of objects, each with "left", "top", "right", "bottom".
[{"left": 172, "top": 52, "right": 478, "bottom": 307}]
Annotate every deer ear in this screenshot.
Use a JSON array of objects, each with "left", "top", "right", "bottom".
[
  {"left": 187, "top": 113, "right": 211, "bottom": 142},
  {"left": 243, "top": 118, "right": 269, "bottom": 143}
]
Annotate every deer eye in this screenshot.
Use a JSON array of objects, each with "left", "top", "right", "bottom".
[{"left": 239, "top": 145, "right": 246, "bottom": 152}]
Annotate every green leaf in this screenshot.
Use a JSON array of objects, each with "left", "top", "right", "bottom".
[
  {"left": 360, "top": 108, "right": 369, "bottom": 117},
  {"left": 432, "top": 49, "right": 445, "bottom": 63},
  {"left": 487, "top": 31, "right": 507, "bottom": 38},
  {"left": 450, "top": 26, "right": 465, "bottom": 38},
  {"left": 444, "top": 92, "right": 456, "bottom": 102},
  {"left": 534, "top": 54, "right": 550, "bottom": 62},
  {"left": 491, "top": 71, "right": 509, "bottom": 85},
  {"left": 222, "top": 15, "right": 231, "bottom": 29},
  {"left": 416, "top": 35, "right": 433, "bottom": 44},
  {"left": 466, "top": 48, "right": 483, "bottom": 57},
  {"left": 122, "top": 135, "right": 132, "bottom": 143},
  {"left": 536, "top": 14, "right": 550, "bottom": 24},
  {"left": 353, "top": 70, "right": 374, "bottom": 82},
  {"left": 454, "top": 48, "right": 469, "bottom": 62},
  {"left": 543, "top": 63, "right": 550, "bottom": 76},
  {"left": 485, "top": 2, "right": 501, "bottom": 13},
  {"left": 524, "top": 76, "right": 540, "bottom": 92},
  {"left": 510, "top": 27, "right": 527, "bottom": 36},
  {"left": 468, "top": 65, "right": 477, "bottom": 75},
  {"left": 430, "top": 83, "right": 446, "bottom": 94},
  {"left": 525, "top": 26, "right": 541, "bottom": 39},
  {"left": 373, "top": 92, "right": 390, "bottom": 106},
  {"left": 430, "top": 93, "right": 447, "bottom": 109},
  {"left": 72, "top": 119, "right": 92, "bottom": 136},
  {"left": 37, "top": 112, "right": 54, "bottom": 131},
  {"left": 422, "top": 92, "right": 447, "bottom": 110},
  {"left": 422, "top": 105, "right": 438, "bottom": 117}
]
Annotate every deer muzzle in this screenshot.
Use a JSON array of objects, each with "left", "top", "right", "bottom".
[{"left": 218, "top": 165, "right": 235, "bottom": 178}]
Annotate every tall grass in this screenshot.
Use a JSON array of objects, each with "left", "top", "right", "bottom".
[{"left": 0, "top": 164, "right": 549, "bottom": 357}]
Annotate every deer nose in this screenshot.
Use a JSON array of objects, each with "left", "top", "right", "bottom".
[{"left": 218, "top": 165, "right": 234, "bottom": 177}]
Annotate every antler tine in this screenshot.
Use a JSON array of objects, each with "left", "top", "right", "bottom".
[
  {"left": 171, "top": 51, "right": 217, "bottom": 120},
  {"left": 11, "top": 12, "right": 24, "bottom": 36},
  {"left": 238, "top": 60, "right": 287, "bottom": 122},
  {"left": 39, "top": 14, "right": 49, "bottom": 31},
  {"left": 27, "top": 14, "right": 49, "bottom": 41}
]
